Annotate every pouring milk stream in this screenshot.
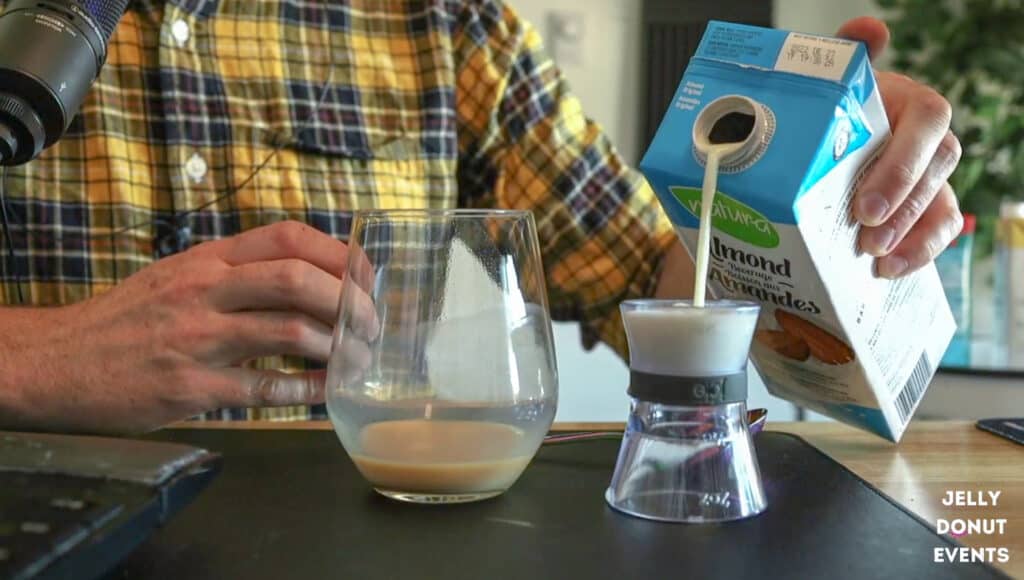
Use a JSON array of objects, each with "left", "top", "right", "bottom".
[{"left": 694, "top": 140, "right": 747, "bottom": 306}]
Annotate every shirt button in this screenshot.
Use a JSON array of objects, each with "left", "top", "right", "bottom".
[
  {"left": 171, "top": 19, "right": 190, "bottom": 45},
  {"left": 185, "top": 153, "right": 207, "bottom": 182}
]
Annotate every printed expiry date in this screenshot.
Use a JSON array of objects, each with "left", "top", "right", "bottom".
[{"left": 784, "top": 44, "right": 837, "bottom": 68}]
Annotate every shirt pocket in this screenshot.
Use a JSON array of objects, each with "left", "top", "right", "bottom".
[{"left": 281, "top": 84, "right": 457, "bottom": 162}]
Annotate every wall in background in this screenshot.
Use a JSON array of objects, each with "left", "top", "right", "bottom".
[
  {"left": 774, "top": 0, "right": 884, "bottom": 38},
  {"left": 508, "top": 0, "right": 887, "bottom": 422}
]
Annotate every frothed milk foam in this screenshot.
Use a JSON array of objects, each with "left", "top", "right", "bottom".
[{"left": 623, "top": 305, "right": 758, "bottom": 376}]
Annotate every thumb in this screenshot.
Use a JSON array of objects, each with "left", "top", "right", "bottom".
[
  {"left": 220, "top": 368, "right": 326, "bottom": 408},
  {"left": 835, "top": 16, "right": 890, "bottom": 61}
]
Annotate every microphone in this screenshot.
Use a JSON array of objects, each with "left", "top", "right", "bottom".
[{"left": 0, "top": 0, "right": 130, "bottom": 165}]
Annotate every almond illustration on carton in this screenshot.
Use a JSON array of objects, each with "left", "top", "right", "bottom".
[
  {"left": 774, "top": 310, "right": 855, "bottom": 365},
  {"left": 755, "top": 329, "right": 810, "bottom": 361}
]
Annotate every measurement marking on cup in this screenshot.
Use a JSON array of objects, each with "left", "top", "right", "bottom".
[{"left": 700, "top": 492, "right": 732, "bottom": 508}]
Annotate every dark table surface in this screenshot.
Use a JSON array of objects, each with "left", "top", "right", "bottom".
[{"left": 120, "top": 429, "right": 1007, "bottom": 580}]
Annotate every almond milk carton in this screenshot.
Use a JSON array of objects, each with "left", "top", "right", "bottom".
[{"left": 639, "top": 21, "right": 955, "bottom": 442}]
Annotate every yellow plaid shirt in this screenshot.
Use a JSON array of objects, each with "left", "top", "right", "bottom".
[{"left": 0, "top": 0, "right": 674, "bottom": 420}]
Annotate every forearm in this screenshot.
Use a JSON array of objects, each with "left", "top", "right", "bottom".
[
  {"left": 654, "top": 240, "right": 695, "bottom": 300},
  {"left": 0, "top": 305, "right": 69, "bottom": 430}
]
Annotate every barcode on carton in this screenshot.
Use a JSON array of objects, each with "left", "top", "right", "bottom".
[{"left": 895, "top": 353, "right": 933, "bottom": 426}]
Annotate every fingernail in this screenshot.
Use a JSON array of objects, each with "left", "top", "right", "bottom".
[
  {"left": 864, "top": 226, "right": 896, "bottom": 255},
  {"left": 858, "top": 193, "right": 889, "bottom": 225},
  {"left": 878, "top": 256, "right": 909, "bottom": 279}
]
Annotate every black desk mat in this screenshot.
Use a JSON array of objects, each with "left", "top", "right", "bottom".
[{"left": 124, "top": 429, "right": 1009, "bottom": 580}]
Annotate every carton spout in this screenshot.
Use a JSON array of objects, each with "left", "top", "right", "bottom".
[{"left": 692, "top": 95, "right": 775, "bottom": 172}]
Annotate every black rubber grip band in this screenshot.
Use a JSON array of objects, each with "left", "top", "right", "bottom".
[{"left": 628, "top": 370, "right": 747, "bottom": 405}]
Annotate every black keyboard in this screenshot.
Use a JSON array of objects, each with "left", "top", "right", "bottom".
[{"left": 0, "top": 431, "right": 221, "bottom": 580}]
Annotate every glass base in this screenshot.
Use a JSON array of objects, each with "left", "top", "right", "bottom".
[
  {"left": 605, "top": 488, "right": 766, "bottom": 524},
  {"left": 374, "top": 488, "right": 505, "bottom": 504},
  {"left": 604, "top": 401, "right": 768, "bottom": 524}
]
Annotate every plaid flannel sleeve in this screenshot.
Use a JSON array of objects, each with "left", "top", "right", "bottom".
[{"left": 452, "top": 0, "right": 677, "bottom": 359}]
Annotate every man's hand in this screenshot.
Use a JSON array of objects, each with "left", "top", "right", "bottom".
[
  {"left": 0, "top": 221, "right": 377, "bottom": 435},
  {"left": 837, "top": 17, "right": 964, "bottom": 278}
]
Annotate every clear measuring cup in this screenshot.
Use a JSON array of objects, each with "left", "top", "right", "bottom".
[{"left": 605, "top": 299, "right": 767, "bottom": 523}]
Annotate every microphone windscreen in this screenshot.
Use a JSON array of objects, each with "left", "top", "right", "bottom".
[{"left": 81, "top": 0, "right": 131, "bottom": 41}]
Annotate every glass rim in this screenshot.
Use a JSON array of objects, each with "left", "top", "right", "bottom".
[
  {"left": 620, "top": 299, "right": 760, "bottom": 312},
  {"left": 352, "top": 208, "right": 533, "bottom": 220}
]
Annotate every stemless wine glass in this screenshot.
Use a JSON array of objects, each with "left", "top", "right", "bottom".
[{"left": 326, "top": 209, "right": 558, "bottom": 504}]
